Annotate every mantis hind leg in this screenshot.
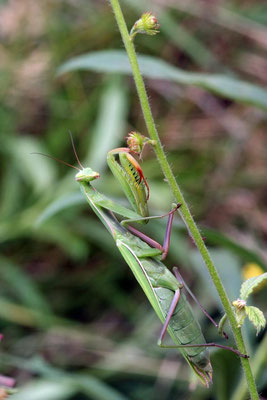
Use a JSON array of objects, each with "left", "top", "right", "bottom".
[
  {"left": 172, "top": 267, "right": 229, "bottom": 340},
  {"left": 158, "top": 341, "right": 249, "bottom": 358},
  {"left": 158, "top": 288, "right": 182, "bottom": 345},
  {"left": 157, "top": 268, "right": 249, "bottom": 359}
]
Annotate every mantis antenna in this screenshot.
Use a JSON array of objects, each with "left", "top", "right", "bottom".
[
  {"left": 32, "top": 132, "right": 84, "bottom": 171},
  {"left": 31, "top": 152, "right": 80, "bottom": 171},
  {"left": 68, "top": 131, "right": 84, "bottom": 170}
]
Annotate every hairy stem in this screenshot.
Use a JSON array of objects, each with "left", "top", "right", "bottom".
[
  {"left": 231, "top": 333, "right": 267, "bottom": 400},
  {"left": 109, "top": 0, "right": 259, "bottom": 398}
]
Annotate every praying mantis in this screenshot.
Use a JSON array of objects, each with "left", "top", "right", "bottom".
[
  {"left": 69, "top": 143, "right": 249, "bottom": 387},
  {"left": 37, "top": 140, "right": 248, "bottom": 387}
]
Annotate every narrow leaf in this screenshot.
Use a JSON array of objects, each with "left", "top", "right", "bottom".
[
  {"left": 11, "top": 136, "right": 56, "bottom": 193},
  {"left": 0, "top": 256, "right": 51, "bottom": 313},
  {"left": 58, "top": 50, "right": 267, "bottom": 110},
  {"left": 10, "top": 380, "right": 75, "bottom": 400},
  {"left": 240, "top": 273, "right": 267, "bottom": 300},
  {"left": 73, "top": 374, "right": 129, "bottom": 400},
  {"left": 245, "top": 306, "right": 266, "bottom": 335},
  {"left": 36, "top": 192, "right": 84, "bottom": 226},
  {"left": 85, "top": 75, "right": 128, "bottom": 172}
]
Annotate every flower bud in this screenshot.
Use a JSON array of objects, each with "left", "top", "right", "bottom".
[
  {"left": 126, "top": 132, "right": 147, "bottom": 154},
  {"left": 130, "top": 13, "right": 160, "bottom": 40},
  {"left": 232, "top": 299, "right": 246, "bottom": 310}
]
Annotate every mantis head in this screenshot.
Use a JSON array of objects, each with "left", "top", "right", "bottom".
[{"left": 75, "top": 168, "right": 100, "bottom": 183}]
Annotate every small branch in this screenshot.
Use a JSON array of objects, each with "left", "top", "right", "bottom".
[{"left": 108, "top": 0, "right": 259, "bottom": 398}]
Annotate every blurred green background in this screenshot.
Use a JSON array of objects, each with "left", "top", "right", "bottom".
[{"left": 0, "top": 0, "right": 266, "bottom": 399}]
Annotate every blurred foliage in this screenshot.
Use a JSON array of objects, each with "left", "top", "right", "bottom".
[{"left": 0, "top": 0, "right": 266, "bottom": 399}]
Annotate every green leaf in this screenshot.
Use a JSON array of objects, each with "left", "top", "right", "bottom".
[
  {"left": 245, "top": 306, "right": 266, "bottom": 335},
  {"left": 5, "top": 356, "right": 130, "bottom": 400},
  {"left": 0, "top": 256, "right": 51, "bottom": 314},
  {"left": 240, "top": 272, "right": 267, "bottom": 300},
  {"left": 58, "top": 50, "right": 267, "bottom": 110},
  {"left": 36, "top": 192, "right": 84, "bottom": 226},
  {"left": 10, "top": 136, "right": 56, "bottom": 194},
  {"left": 72, "top": 374, "right": 129, "bottom": 400},
  {"left": 85, "top": 75, "right": 129, "bottom": 172},
  {"left": 10, "top": 380, "right": 76, "bottom": 400},
  {"left": 218, "top": 313, "right": 228, "bottom": 336},
  {"left": 37, "top": 221, "right": 89, "bottom": 260}
]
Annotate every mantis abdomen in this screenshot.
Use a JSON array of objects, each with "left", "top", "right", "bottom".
[
  {"left": 155, "top": 287, "right": 210, "bottom": 369},
  {"left": 138, "top": 256, "right": 211, "bottom": 374}
]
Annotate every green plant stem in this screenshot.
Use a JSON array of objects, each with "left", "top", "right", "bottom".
[
  {"left": 109, "top": 0, "right": 259, "bottom": 398},
  {"left": 231, "top": 333, "right": 267, "bottom": 400}
]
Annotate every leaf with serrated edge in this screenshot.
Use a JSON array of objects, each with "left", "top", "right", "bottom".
[
  {"left": 240, "top": 273, "right": 267, "bottom": 300},
  {"left": 245, "top": 306, "right": 266, "bottom": 335}
]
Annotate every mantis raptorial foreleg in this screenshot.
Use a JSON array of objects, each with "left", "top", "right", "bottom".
[
  {"left": 107, "top": 147, "right": 181, "bottom": 259},
  {"left": 125, "top": 203, "right": 181, "bottom": 260}
]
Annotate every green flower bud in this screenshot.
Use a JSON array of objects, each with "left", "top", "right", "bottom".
[
  {"left": 130, "top": 13, "right": 160, "bottom": 40},
  {"left": 126, "top": 132, "right": 147, "bottom": 154},
  {"left": 232, "top": 299, "right": 246, "bottom": 310}
]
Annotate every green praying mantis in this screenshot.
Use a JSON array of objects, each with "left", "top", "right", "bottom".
[
  {"left": 71, "top": 141, "right": 249, "bottom": 387},
  {"left": 37, "top": 139, "right": 249, "bottom": 387}
]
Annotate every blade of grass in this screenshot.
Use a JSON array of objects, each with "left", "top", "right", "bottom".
[
  {"left": 86, "top": 75, "right": 129, "bottom": 172},
  {"left": 0, "top": 256, "right": 51, "bottom": 313},
  {"left": 58, "top": 50, "right": 267, "bottom": 110},
  {"left": 3, "top": 356, "right": 130, "bottom": 400}
]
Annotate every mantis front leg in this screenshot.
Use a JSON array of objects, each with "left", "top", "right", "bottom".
[
  {"left": 125, "top": 204, "right": 181, "bottom": 260},
  {"left": 107, "top": 147, "right": 150, "bottom": 219},
  {"left": 108, "top": 147, "right": 181, "bottom": 259}
]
